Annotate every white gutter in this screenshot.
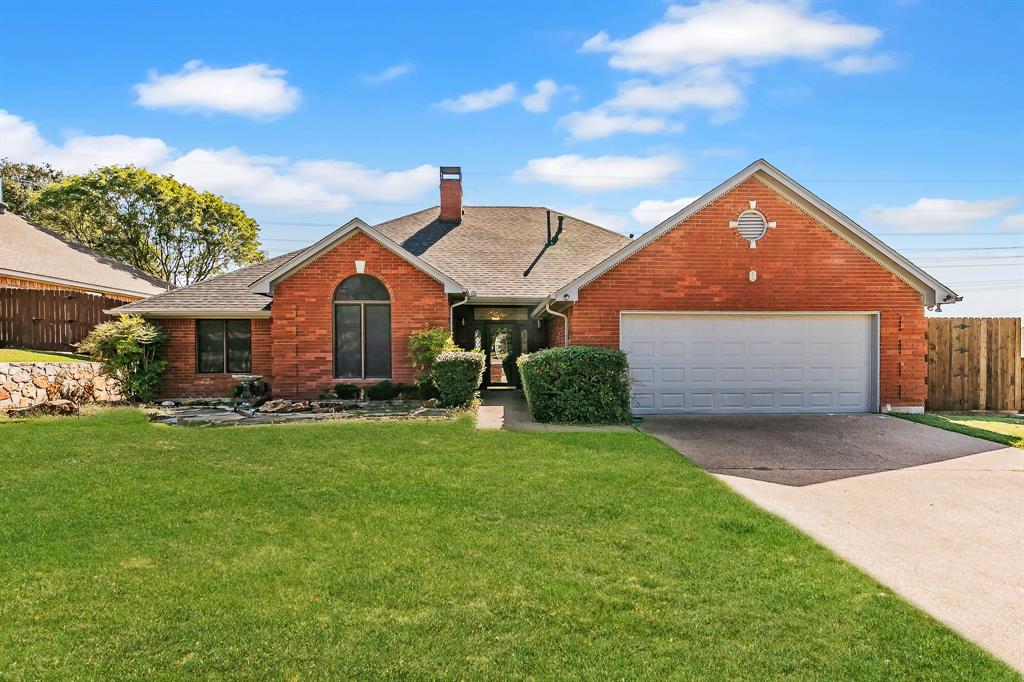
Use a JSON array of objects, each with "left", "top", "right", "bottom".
[
  {"left": 449, "top": 291, "right": 471, "bottom": 333},
  {"left": 544, "top": 300, "right": 569, "bottom": 346}
]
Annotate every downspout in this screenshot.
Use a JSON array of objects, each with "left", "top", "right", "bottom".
[
  {"left": 544, "top": 300, "right": 569, "bottom": 346},
  {"left": 450, "top": 291, "right": 470, "bottom": 333}
]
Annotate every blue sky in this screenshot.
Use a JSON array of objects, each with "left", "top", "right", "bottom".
[{"left": 2, "top": 0, "right": 1021, "bottom": 315}]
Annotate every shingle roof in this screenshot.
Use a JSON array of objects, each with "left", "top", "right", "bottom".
[
  {"left": 110, "top": 251, "right": 302, "bottom": 315},
  {"left": 375, "top": 206, "right": 631, "bottom": 298},
  {"left": 0, "top": 211, "right": 170, "bottom": 298},
  {"left": 108, "top": 205, "right": 632, "bottom": 315}
]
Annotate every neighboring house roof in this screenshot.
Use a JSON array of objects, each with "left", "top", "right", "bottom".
[
  {"left": 110, "top": 251, "right": 301, "bottom": 317},
  {"left": 541, "top": 159, "right": 961, "bottom": 309},
  {"left": 375, "top": 206, "right": 631, "bottom": 299},
  {"left": 0, "top": 210, "right": 170, "bottom": 298},
  {"left": 250, "top": 218, "right": 465, "bottom": 295}
]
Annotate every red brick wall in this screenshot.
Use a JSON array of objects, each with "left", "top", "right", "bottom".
[
  {"left": 157, "top": 318, "right": 272, "bottom": 398},
  {"left": 270, "top": 231, "right": 450, "bottom": 399},
  {"left": 568, "top": 177, "right": 927, "bottom": 409}
]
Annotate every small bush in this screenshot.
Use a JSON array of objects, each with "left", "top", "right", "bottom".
[
  {"left": 517, "top": 346, "right": 631, "bottom": 424},
  {"left": 408, "top": 326, "right": 459, "bottom": 392},
  {"left": 77, "top": 315, "right": 167, "bottom": 403},
  {"left": 332, "top": 383, "right": 361, "bottom": 399},
  {"left": 433, "top": 350, "right": 485, "bottom": 407},
  {"left": 365, "top": 380, "right": 402, "bottom": 401}
]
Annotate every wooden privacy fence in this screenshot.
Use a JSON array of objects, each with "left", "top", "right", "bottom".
[
  {"left": 926, "top": 317, "right": 1022, "bottom": 412},
  {"left": 0, "top": 288, "right": 125, "bottom": 351}
]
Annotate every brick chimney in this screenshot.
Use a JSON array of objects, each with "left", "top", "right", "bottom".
[{"left": 439, "top": 166, "right": 462, "bottom": 223}]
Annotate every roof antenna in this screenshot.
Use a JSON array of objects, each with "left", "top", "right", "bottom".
[
  {"left": 551, "top": 215, "right": 564, "bottom": 245},
  {"left": 546, "top": 210, "right": 552, "bottom": 245}
]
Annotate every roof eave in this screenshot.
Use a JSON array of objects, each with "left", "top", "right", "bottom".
[
  {"left": 103, "top": 307, "right": 272, "bottom": 319},
  {"left": 544, "top": 159, "right": 961, "bottom": 307},
  {"left": 0, "top": 267, "right": 167, "bottom": 300},
  {"left": 250, "top": 218, "right": 466, "bottom": 295}
]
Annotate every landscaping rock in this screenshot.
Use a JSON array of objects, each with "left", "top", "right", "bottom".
[
  {"left": 259, "top": 399, "right": 291, "bottom": 413},
  {"left": 0, "top": 361, "right": 120, "bottom": 412},
  {"left": 7, "top": 399, "right": 77, "bottom": 418}
]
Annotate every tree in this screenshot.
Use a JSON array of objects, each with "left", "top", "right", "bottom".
[
  {"left": 27, "top": 166, "right": 265, "bottom": 286},
  {"left": 0, "top": 159, "right": 64, "bottom": 215}
]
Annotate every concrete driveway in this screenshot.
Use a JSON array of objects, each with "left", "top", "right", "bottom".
[
  {"left": 642, "top": 414, "right": 1024, "bottom": 671},
  {"left": 641, "top": 413, "right": 1004, "bottom": 485}
]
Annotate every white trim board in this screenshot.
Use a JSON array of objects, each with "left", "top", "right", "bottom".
[
  {"left": 249, "top": 218, "right": 465, "bottom": 295},
  {"left": 545, "top": 159, "right": 960, "bottom": 309}
]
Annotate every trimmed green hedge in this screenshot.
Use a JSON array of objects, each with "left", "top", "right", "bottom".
[
  {"left": 517, "top": 346, "right": 632, "bottom": 424},
  {"left": 434, "top": 351, "right": 485, "bottom": 407}
]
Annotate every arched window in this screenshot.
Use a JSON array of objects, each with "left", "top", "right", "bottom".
[{"left": 334, "top": 275, "right": 391, "bottom": 378}]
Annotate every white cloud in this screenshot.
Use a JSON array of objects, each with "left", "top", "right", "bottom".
[
  {"left": 522, "top": 79, "right": 564, "bottom": 113},
  {"left": 865, "top": 197, "right": 1021, "bottom": 232},
  {"left": 0, "top": 109, "right": 437, "bottom": 214},
  {"left": 825, "top": 53, "right": 896, "bottom": 74},
  {"left": 438, "top": 83, "right": 518, "bottom": 113},
  {"left": 166, "top": 148, "right": 352, "bottom": 211},
  {"left": 134, "top": 61, "right": 301, "bottom": 119},
  {"left": 1000, "top": 213, "right": 1024, "bottom": 231},
  {"left": 515, "top": 154, "right": 682, "bottom": 191},
  {"left": 606, "top": 69, "right": 744, "bottom": 113},
  {"left": 563, "top": 206, "right": 630, "bottom": 231},
  {"left": 631, "top": 197, "right": 699, "bottom": 225},
  {"left": 582, "top": 1, "right": 881, "bottom": 74},
  {"left": 0, "top": 109, "right": 172, "bottom": 174},
  {"left": 363, "top": 62, "right": 415, "bottom": 84},
  {"left": 558, "top": 109, "right": 679, "bottom": 141},
  {"left": 291, "top": 161, "right": 436, "bottom": 202}
]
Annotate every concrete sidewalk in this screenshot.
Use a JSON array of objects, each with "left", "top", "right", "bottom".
[
  {"left": 475, "top": 389, "right": 633, "bottom": 433},
  {"left": 719, "top": 447, "right": 1024, "bottom": 672}
]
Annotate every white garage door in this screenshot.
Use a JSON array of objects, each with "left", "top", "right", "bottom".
[{"left": 622, "top": 313, "right": 876, "bottom": 414}]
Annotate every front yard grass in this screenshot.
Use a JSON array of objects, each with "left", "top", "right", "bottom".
[
  {"left": 895, "top": 412, "right": 1024, "bottom": 449},
  {"left": 0, "top": 347, "right": 87, "bottom": 363},
  {"left": 0, "top": 410, "right": 1013, "bottom": 679}
]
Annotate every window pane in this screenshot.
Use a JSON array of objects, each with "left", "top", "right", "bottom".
[
  {"left": 196, "top": 320, "right": 225, "bottom": 373},
  {"left": 334, "top": 304, "right": 362, "bottom": 378},
  {"left": 335, "top": 275, "right": 390, "bottom": 301},
  {"left": 520, "top": 328, "right": 529, "bottom": 354},
  {"left": 225, "top": 319, "right": 252, "bottom": 373},
  {"left": 364, "top": 305, "right": 391, "bottom": 378}
]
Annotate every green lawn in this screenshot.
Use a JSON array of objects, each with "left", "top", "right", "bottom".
[
  {"left": 896, "top": 412, "right": 1024, "bottom": 449},
  {"left": 0, "top": 347, "right": 87, "bottom": 362},
  {"left": 0, "top": 411, "right": 1012, "bottom": 679}
]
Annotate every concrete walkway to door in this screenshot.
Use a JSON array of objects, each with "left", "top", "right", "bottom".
[{"left": 643, "top": 414, "right": 1024, "bottom": 671}]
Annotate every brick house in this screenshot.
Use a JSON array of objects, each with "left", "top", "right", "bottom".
[{"left": 111, "top": 161, "right": 959, "bottom": 414}]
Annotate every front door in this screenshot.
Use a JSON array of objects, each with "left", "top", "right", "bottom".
[{"left": 484, "top": 323, "right": 521, "bottom": 387}]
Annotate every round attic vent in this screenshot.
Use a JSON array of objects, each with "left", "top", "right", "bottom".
[{"left": 735, "top": 210, "right": 768, "bottom": 241}]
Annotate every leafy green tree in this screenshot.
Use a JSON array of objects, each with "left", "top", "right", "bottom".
[
  {"left": 0, "top": 159, "right": 64, "bottom": 215},
  {"left": 28, "top": 166, "right": 265, "bottom": 285}
]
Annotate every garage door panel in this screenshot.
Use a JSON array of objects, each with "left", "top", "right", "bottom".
[{"left": 622, "top": 313, "right": 874, "bottom": 414}]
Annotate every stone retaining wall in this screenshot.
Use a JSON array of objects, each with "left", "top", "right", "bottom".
[{"left": 0, "top": 362, "right": 121, "bottom": 411}]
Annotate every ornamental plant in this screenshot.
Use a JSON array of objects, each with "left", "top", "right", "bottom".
[
  {"left": 433, "top": 350, "right": 485, "bottom": 407},
  {"left": 77, "top": 315, "right": 167, "bottom": 403},
  {"left": 517, "top": 346, "right": 632, "bottom": 424},
  {"left": 407, "top": 326, "right": 459, "bottom": 393}
]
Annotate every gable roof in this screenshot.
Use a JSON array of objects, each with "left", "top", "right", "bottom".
[
  {"left": 109, "top": 251, "right": 301, "bottom": 317},
  {"left": 542, "top": 159, "right": 961, "bottom": 308},
  {"left": 0, "top": 210, "right": 170, "bottom": 298},
  {"left": 250, "top": 218, "right": 465, "bottom": 295},
  {"left": 375, "top": 206, "right": 631, "bottom": 299}
]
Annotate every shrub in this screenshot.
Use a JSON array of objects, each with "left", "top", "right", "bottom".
[
  {"left": 77, "top": 315, "right": 167, "bottom": 403},
  {"left": 408, "top": 326, "right": 459, "bottom": 392},
  {"left": 517, "top": 346, "right": 631, "bottom": 424},
  {"left": 433, "top": 350, "right": 485, "bottom": 407},
  {"left": 332, "top": 383, "right": 361, "bottom": 399},
  {"left": 365, "top": 380, "right": 402, "bottom": 401}
]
